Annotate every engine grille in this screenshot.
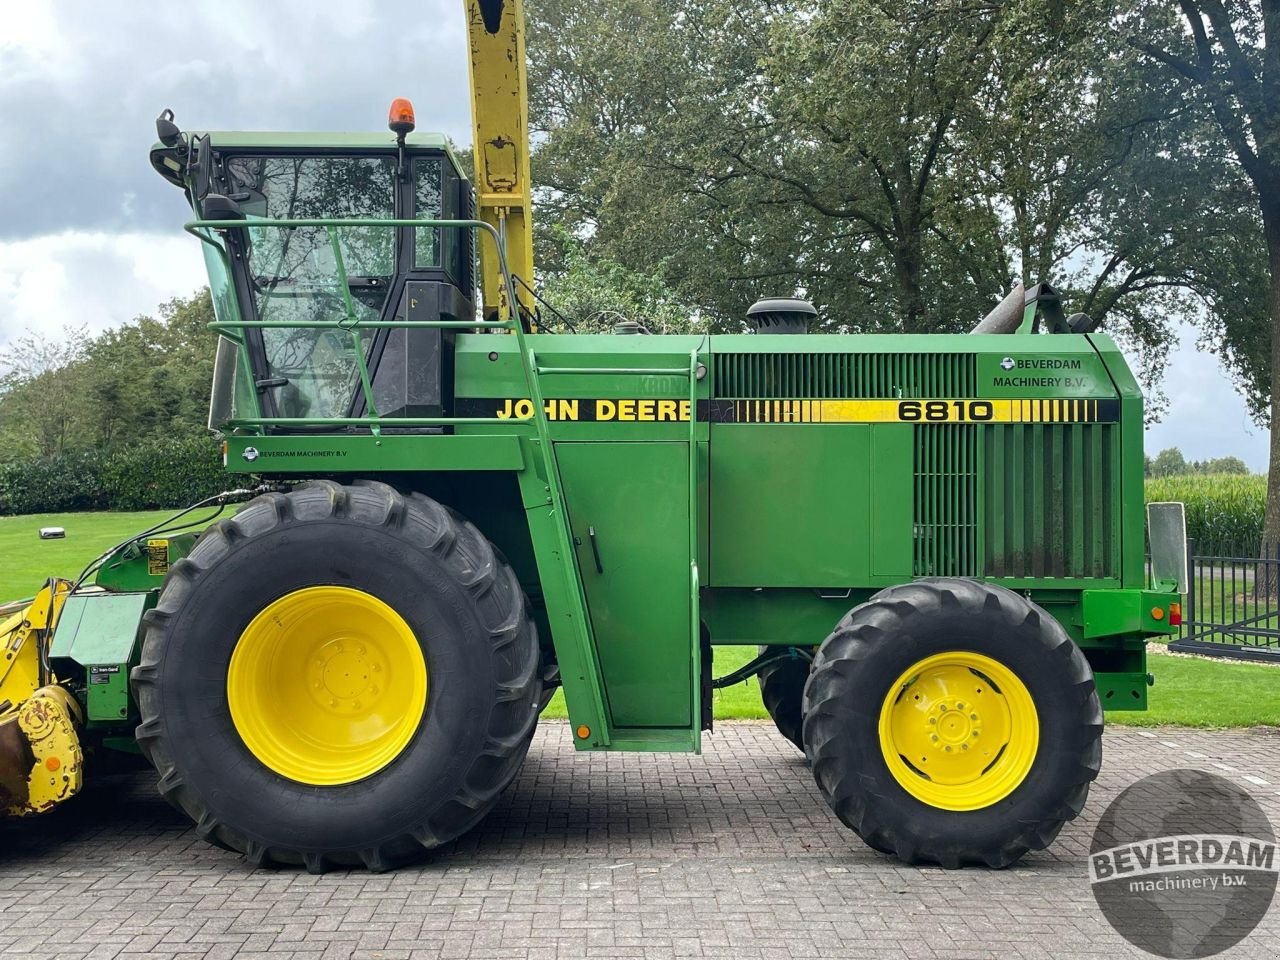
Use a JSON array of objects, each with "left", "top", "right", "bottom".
[
  {"left": 914, "top": 423, "right": 1120, "bottom": 580},
  {"left": 914, "top": 425, "right": 980, "bottom": 577},
  {"left": 713, "top": 352, "right": 977, "bottom": 399}
]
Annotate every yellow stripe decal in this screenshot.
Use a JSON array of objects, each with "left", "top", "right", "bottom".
[
  {"left": 455, "top": 397, "right": 1119, "bottom": 424},
  {"left": 809, "top": 400, "right": 1112, "bottom": 423}
]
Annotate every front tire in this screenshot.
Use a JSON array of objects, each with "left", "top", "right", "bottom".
[
  {"left": 802, "top": 578, "right": 1102, "bottom": 868},
  {"left": 132, "top": 480, "right": 541, "bottom": 871}
]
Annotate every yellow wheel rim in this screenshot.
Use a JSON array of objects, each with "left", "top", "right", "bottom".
[
  {"left": 227, "top": 586, "right": 427, "bottom": 786},
  {"left": 877, "top": 651, "right": 1038, "bottom": 811}
]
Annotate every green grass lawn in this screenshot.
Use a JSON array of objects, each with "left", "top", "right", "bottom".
[
  {"left": 1125, "top": 652, "right": 1280, "bottom": 727},
  {"left": 0, "top": 508, "right": 227, "bottom": 600},
  {"left": 4, "top": 509, "right": 1277, "bottom": 728}
]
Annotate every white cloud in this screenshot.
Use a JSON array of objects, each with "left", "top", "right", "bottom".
[
  {"left": 0, "top": 231, "right": 207, "bottom": 355},
  {"left": 0, "top": 0, "right": 472, "bottom": 239},
  {"left": 0, "top": 5, "right": 71, "bottom": 82}
]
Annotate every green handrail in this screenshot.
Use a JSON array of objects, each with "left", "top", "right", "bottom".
[
  {"left": 536, "top": 365, "right": 692, "bottom": 376},
  {"left": 221, "top": 417, "right": 531, "bottom": 427},
  {"left": 688, "top": 344, "right": 703, "bottom": 751},
  {"left": 186, "top": 216, "right": 528, "bottom": 434}
]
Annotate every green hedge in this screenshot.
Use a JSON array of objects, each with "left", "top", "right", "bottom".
[
  {"left": 1144, "top": 473, "right": 1266, "bottom": 551},
  {"left": 0, "top": 437, "right": 227, "bottom": 515}
]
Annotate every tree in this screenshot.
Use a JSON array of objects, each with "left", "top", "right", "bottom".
[
  {"left": 0, "top": 327, "right": 89, "bottom": 458},
  {"left": 529, "top": 0, "right": 1013, "bottom": 332},
  {"left": 1128, "top": 2, "right": 1280, "bottom": 540},
  {"left": 524, "top": 0, "right": 1267, "bottom": 423},
  {"left": 0, "top": 290, "right": 216, "bottom": 459},
  {"left": 79, "top": 291, "right": 217, "bottom": 448},
  {"left": 537, "top": 228, "right": 697, "bottom": 332},
  {"left": 1152, "top": 446, "right": 1189, "bottom": 477},
  {"left": 1196, "top": 455, "right": 1250, "bottom": 474}
]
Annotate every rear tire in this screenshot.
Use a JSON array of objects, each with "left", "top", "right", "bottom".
[
  {"left": 757, "top": 647, "right": 812, "bottom": 751},
  {"left": 802, "top": 578, "right": 1101, "bottom": 868},
  {"left": 132, "top": 480, "right": 541, "bottom": 871}
]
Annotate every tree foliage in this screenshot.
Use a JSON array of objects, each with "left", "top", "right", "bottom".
[
  {"left": 1145, "top": 446, "right": 1251, "bottom": 477},
  {"left": 0, "top": 326, "right": 88, "bottom": 459},
  {"left": 0, "top": 290, "right": 217, "bottom": 460},
  {"left": 1127, "top": 0, "right": 1280, "bottom": 544},
  {"left": 525, "top": 0, "right": 1274, "bottom": 425},
  {"left": 536, "top": 227, "right": 696, "bottom": 332}
]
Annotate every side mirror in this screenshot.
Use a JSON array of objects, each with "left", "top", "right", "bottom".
[
  {"left": 190, "top": 134, "right": 213, "bottom": 202},
  {"left": 1147, "top": 501, "right": 1188, "bottom": 593},
  {"left": 200, "top": 193, "right": 245, "bottom": 221},
  {"left": 156, "top": 108, "right": 183, "bottom": 149}
]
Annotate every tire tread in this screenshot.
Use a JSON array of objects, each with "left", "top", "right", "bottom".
[
  {"left": 132, "top": 480, "right": 541, "bottom": 871},
  {"left": 802, "top": 577, "right": 1102, "bottom": 869}
]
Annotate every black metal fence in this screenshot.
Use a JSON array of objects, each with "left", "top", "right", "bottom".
[{"left": 1168, "top": 540, "right": 1280, "bottom": 662}]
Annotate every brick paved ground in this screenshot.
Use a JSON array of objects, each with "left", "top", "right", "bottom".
[{"left": 2, "top": 722, "right": 1279, "bottom": 960}]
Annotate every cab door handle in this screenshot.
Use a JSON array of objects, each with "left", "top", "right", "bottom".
[{"left": 587, "top": 526, "right": 604, "bottom": 574}]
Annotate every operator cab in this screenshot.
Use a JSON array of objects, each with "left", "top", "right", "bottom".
[{"left": 150, "top": 103, "right": 474, "bottom": 431}]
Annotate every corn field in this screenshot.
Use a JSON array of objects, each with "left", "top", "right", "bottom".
[{"left": 1145, "top": 473, "right": 1267, "bottom": 551}]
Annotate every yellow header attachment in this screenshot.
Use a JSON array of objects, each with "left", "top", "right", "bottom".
[
  {"left": 465, "top": 0, "right": 536, "bottom": 326},
  {"left": 0, "top": 580, "right": 84, "bottom": 817}
]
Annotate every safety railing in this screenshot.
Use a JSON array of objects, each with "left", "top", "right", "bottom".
[{"left": 186, "top": 217, "right": 545, "bottom": 434}]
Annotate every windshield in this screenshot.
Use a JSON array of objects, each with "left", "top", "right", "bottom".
[{"left": 226, "top": 155, "right": 396, "bottom": 418}]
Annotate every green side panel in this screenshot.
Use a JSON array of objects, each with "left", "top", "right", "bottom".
[
  {"left": 49, "top": 593, "right": 150, "bottom": 663},
  {"left": 709, "top": 424, "right": 912, "bottom": 587},
  {"left": 95, "top": 534, "right": 197, "bottom": 592},
  {"left": 871, "top": 427, "right": 915, "bottom": 577},
  {"left": 701, "top": 588, "right": 872, "bottom": 646},
  {"left": 556, "top": 442, "right": 692, "bottom": 729},
  {"left": 49, "top": 592, "right": 153, "bottom": 724},
  {"left": 1088, "top": 335, "right": 1148, "bottom": 588}
]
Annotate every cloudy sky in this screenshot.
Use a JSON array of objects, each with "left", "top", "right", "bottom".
[{"left": 0, "top": 1, "right": 1267, "bottom": 471}]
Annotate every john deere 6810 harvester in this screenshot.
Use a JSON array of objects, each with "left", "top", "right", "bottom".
[{"left": 1, "top": 0, "right": 1185, "bottom": 871}]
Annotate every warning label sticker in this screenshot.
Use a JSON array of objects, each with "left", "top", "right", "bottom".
[{"left": 146, "top": 539, "right": 170, "bottom": 577}]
